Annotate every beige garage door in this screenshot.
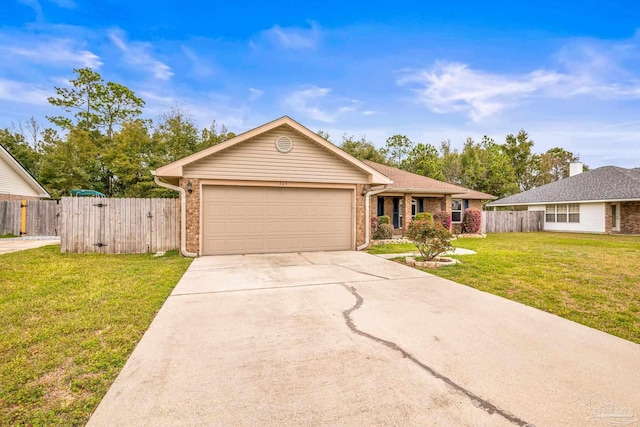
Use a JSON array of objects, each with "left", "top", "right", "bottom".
[{"left": 202, "top": 186, "right": 353, "bottom": 255}]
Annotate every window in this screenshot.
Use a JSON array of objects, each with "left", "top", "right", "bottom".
[
  {"left": 451, "top": 199, "right": 463, "bottom": 223},
  {"left": 411, "top": 199, "right": 417, "bottom": 219},
  {"left": 545, "top": 205, "right": 556, "bottom": 222},
  {"left": 545, "top": 204, "right": 580, "bottom": 223},
  {"left": 377, "top": 197, "right": 384, "bottom": 216},
  {"left": 568, "top": 204, "right": 579, "bottom": 222}
]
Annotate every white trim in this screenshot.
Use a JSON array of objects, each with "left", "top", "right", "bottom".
[
  {"left": 451, "top": 198, "right": 463, "bottom": 223},
  {"left": 489, "top": 198, "right": 640, "bottom": 207},
  {"left": 611, "top": 203, "right": 621, "bottom": 232}
]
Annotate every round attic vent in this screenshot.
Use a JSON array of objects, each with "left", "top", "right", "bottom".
[{"left": 275, "top": 136, "right": 293, "bottom": 153}]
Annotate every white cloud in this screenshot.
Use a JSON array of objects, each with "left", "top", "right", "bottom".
[
  {"left": 398, "top": 62, "right": 563, "bottom": 122},
  {"left": 109, "top": 29, "right": 173, "bottom": 80},
  {"left": 260, "top": 23, "right": 321, "bottom": 50},
  {"left": 399, "top": 34, "right": 640, "bottom": 122},
  {"left": 181, "top": 46, "right": 215, "bottom": 78},
  {"left": 248, "top": 88, "right": 263, "bottom": 102},
  {"left": 0, "top": 79, "right": 52, "bottom": 105},
  {"left": 283, "top": 85, "right": 357, "bottom": 123},
  {"left": 139, "top": 90, "right": 246, "bottom": 129},
  {"left": 0, "top": 37, "right": 101, "bottom": 68}
]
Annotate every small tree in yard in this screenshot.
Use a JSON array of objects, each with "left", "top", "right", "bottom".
[
  {"left": 461, "top": 208, "right": 482, "bottom": 234},
  {"left": 405, "top": 219, "right": 454, "bottom": 261}
]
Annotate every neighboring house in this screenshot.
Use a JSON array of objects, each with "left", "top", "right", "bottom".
[
  {"left": 487, "top": 163, "right": 640, "bottom": 234},
  {"left": 0, "top": 144, "right": 50, "bottom": 201},
  {"left": 154, "top": 116, "right": 494, "bottom": 256},
  {"left": 362, "top": 161, "right": 495, "bottom": 235}
]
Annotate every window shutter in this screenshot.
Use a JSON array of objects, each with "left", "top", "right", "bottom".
[
  {"left": 418, "top": 198, "right": 424, "bottom": 212},
  {"left": 464, "top": 200, "right": 469, "bottom": 209}
]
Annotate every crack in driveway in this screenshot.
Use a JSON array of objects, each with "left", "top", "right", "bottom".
[{"left": 341, "top": 284, "right": 533, "bottom": 427}]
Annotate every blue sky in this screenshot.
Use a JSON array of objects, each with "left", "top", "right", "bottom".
[{"left": 2, "top": 0, "right": 640, "bottom": 168}]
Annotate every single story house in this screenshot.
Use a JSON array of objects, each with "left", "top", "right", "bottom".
[
  {"left": 361, "top": 160, "right": 495, "bottom": 235},
  {"left": 0, "top": 143, "right": 50, "bottom": 201},
  {"left": 153, "top": 116, "right": 494, "bottom": 256},
  {"left": 486, "top": 163, "right": 640, "bottom": 234}
]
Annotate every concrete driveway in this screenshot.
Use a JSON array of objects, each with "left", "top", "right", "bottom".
[
  {"left": 88, "top": 251, "right": 640, "bottom": 427},
  {"left": 0, "top": 237, "right": 60, "bottom": 254}
]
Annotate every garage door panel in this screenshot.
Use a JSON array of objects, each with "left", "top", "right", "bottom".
[{"left": 202, "top": 186, "right": 353, "bottom": 255}]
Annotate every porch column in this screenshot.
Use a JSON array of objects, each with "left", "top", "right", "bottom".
[
  {"left": 444, "top": 194, "right": 452, "bottom": 232},
  {"left": 403, "top": 193, "right": 412, "bottom": 236}
]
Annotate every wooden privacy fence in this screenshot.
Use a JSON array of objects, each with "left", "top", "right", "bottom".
[
  {"left": 482, "top": 210, "right": 545, "bottom": 233},
  {"left": 0, "top": 200, "right": 60, "bottom": 236},
  {"left": 60, "top": 197, "right": 180, "bottom": 254}
]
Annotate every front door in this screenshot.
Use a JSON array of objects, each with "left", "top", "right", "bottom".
[
  {"left": 393, "top": 198, "right": 400, "bottom": 229},
  {"left": 611, "top": 203, "right": 621, "bottom": 232}
]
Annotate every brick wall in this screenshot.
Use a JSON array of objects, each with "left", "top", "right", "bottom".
[
  {"left": 621, "top": 201, "right": 640, "bottom": 234},
  {"left": 180, "top": 178, "right": 200, "bottom": 254},
  {"left": 604, "top": 202, "right": 612, "bottom": 233},
  {"left": 422, "top": 197, "right": 441, "bottom": 213}
]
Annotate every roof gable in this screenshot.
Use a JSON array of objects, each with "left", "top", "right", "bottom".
[
  {"left": 488, "top": 166, "right": 640, "bottom": 206},
  {"left": 0, "top": 144, "right": 50, "bottom": 198},
  {"left": 155, "top": 116, "right": 391, "bottom": 185},
  {"left": 182, "top": 125, "right": 373, "bottom": 184}
]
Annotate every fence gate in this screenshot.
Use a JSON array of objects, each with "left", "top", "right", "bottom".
[{"left": 59, "top": 197, "right": 179, "bottom": 254}]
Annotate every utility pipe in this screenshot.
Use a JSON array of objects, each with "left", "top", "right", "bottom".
[
  {"left": 153, "top": 174, "right": 198, "bottom": 258},
  {"left": 357, "top": 186, "right": 388, "bottom": 251}
]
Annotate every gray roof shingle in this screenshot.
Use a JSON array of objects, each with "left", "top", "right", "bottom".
[{"left": 487, "top": 166, "right": 640, "bottom": 206}]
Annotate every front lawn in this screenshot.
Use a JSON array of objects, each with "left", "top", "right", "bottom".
[
  {"left": 407, "top": 232, "right": 640, "bottom": 344},
  {"left": 0, "top": 246, "right": 192, "bottom": 426}
]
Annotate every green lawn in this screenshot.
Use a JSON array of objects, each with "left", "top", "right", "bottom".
[
  {"left": 0, "top": 246, "right": 192, "bottom": 426},
  {"left": 398, "top": 232, "right": 640, "bottom": 344}
]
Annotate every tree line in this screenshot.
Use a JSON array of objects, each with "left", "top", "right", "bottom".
[
  {"left": 2, "top": 68, "right": 584, "bottom": 200},
  {"left": 321, "top": 130, "right": 584, "bottom": 199},
  {"left": 2, "top": 68, "right": 235, "bottom": 199}
]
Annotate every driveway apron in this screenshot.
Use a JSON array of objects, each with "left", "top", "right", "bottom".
[{"left": 88, "top": 251, "right": 640, "bottom": 427}]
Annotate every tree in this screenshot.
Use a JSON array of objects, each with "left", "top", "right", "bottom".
[
  {"left": 403, "top": 143, "right": 445, "bottom": 180},
  {"left": 503, "top": 129, "right": 538, "bottom": 191},
  {"left": 316, "top": 130, "right": 331, "bottom": 141},
  {"left": 47, "top": 68, "right": 144, "bottom": 138},
  {"left": 106, "top": 119, "right": 160, "bottom": 197},
  {"left": 460, "top": 136, "right": 518, "bottom": 199},
  {"left": 382, "top": 135, "right": 413, "bottom": 167},
  {"left": 201, "top": 120, "right": 235, "bottom": 149},
  {"left": 440, "top": 139, "right": 463, "bottom": 185},
  {"left": 339, "top": 135, "right": 387, "bottom": 163},
  {"left": 0, "top": 128, "right": 41, "bottom": 178},
  {"left": 538, "top": 147, "right": 580, "bottom": 184},
  {"left": 153, "top": 107, "right": 201, "bottom": 163},
  {"left": 38, "top": 128, "right": 102, "bottom": 198}
]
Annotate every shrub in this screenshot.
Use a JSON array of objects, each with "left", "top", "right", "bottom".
[
  {"left": 373, "top": 223, "right": 393, "bottom": 240},
  {"left": 405, "top": 220, "right": 454, "bottom": 261},
  {"left": 433, "top": 210, "right": 452, "bottom": 230},
  {"left": 461, "top": 208, "right": 482, "bottom": 234},
  {"left": 370, "top": 216, "right": 379, "bottom": 236},
  {"left": 414, "top": 212, "right": 434, "bottom": 222},
  {"left": 378, "top": 215, "right": 391, "bottom": 225}
]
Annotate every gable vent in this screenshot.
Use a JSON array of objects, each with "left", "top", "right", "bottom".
[{"left": 275, "top": 136, "right": 293, "bottom": 153}]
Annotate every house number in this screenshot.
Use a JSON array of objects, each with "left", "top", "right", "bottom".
[{"left": 280, "top": 182, "right": 288, "bottom": 186}]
